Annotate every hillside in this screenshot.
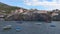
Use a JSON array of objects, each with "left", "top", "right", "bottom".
[{"left": 0, "top": 2, "right": 20, "bottom": 14}]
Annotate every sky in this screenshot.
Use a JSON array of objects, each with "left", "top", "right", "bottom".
[{"left": 0, "top": 0, "right": 60, "bottom": 10}]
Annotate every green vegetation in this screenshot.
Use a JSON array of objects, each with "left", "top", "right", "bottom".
[{"left": 0, "top": 2, "right": 20, "bottom": 14}]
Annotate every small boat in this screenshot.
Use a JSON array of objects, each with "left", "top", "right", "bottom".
[
  {"left": 3, "top": 25, "right": 12, "bottom": 30},
  {"left": 16, "top": 27, "right": 22, "bottom": 32},
  {"left": 50, "top": 25, "right": 56, "bottom": 27}
]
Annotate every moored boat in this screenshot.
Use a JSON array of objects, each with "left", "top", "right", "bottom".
[
  {"left": 50, "top": 25, "right": 56, "bottom": 27},
  {"left": 3, "top": 25, "right": 12, "bottom": 30},
  {"left": 16, "top": 27, "right": 22, "bottom": 32}
]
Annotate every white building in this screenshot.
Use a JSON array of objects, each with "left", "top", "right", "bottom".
[{"left": 15, "top": 9, "right": 24, "bottom": 14}]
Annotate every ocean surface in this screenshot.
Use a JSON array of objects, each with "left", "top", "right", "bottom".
[{"left": 0, "top": 21, "right": 60, "bottom": 34}]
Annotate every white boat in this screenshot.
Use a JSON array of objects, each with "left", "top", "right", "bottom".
[{"left": 3, "top": 25, "right": 12, "bottom": 30}]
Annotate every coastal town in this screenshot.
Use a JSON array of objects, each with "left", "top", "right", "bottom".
[
  {"left": 0, "top": 2, "right": 60, "bottom": 21},
  {"left": 0, "top": 8, "right": 60, "bottom": 21}
]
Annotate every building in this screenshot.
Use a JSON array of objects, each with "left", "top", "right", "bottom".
[
  {"left": 52, "top": 9, "right": 59, "bottom": 16},
  {"left": 15, "top": 8, "right": 24, "bottom": 14},
  {"left": 33, "top": 10, "right": 48, "bottom": 13},
  {"left": 52, "top": 12, "right": 58, "bottom": 16}
]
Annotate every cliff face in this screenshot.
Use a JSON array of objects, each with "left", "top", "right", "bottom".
[
  {"left": 4, "top": 9, "right": 60, "bottom": 21},
  {"left": 5, "top": 11, "right": 51, "bottom": 21}
]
